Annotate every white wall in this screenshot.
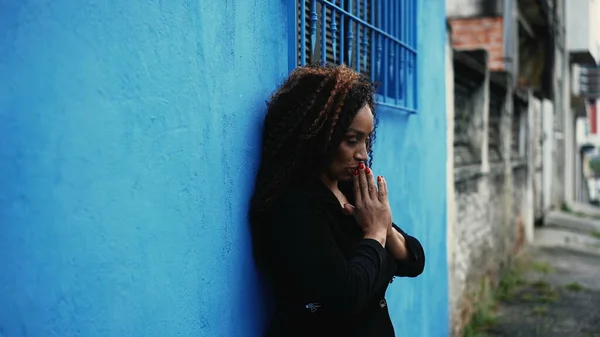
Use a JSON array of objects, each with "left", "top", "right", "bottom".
[
  {"left": 590, "top": 0, "right": 600, "bottom": 62},
  {"left": 567, "top": 0, "right": 600, "bottom": 62},
  {"left": 525, "top": 91, "right": 536, "bottom": 243},
  {"left": 542, "top": 100, "right": 555, "bottom": 210},
  {"left": 446, "top": 0, "right": 502, "bottom": 18},
  {"left": 445, "top": 29, "right": 458, "bottom": 336},
  {"left": 565, "top": 106, "right": 576, "bottom": 203}
]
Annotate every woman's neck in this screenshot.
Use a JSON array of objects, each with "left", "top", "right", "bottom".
[
  {"left": 320, "top": 174, "right": 349, "bottom": 207},
  {"left": 320, "top": 174, "right": 339, "bottom": 192}
]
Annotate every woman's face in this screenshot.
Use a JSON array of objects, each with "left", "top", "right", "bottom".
[{"left": 325, "top": 104, "right": 374, "bottom": 182}]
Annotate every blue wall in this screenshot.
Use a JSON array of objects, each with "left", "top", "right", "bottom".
[
  {"left": 374, "top": 1, "right": 449, "bottom": 336},
  {"left": 0, "top": 0, "right": 447, "bottom": 336},
  {"left": 0, "top": 1, "right": 288, "bottom": 336}
]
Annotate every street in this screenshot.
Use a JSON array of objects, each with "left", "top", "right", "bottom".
[{"left": 484, "top": 208, "right": 600, "bottom": 337}]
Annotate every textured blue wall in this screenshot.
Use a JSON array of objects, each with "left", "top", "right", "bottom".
[
  {"left": 374, "top": 1, "right": 449, "bottom": 336},
  {"left": 0, "top": 1, "right": 288, "bottom": 336},
  {"left": 0, "top": 1, "right": 447, "bottom": 336}
]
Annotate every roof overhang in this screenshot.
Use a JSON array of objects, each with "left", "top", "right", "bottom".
[{"left": 570, "top": 51, "right": 597, "bottom": 66}]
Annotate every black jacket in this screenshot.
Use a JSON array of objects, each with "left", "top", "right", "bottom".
[{"left": 260, "top": 179, "right": 425, "bottom": 337}]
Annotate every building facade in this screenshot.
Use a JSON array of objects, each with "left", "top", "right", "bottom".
[
  {"left": 445, "top": 0, "right": 566, "bottom": 335},
  {"left": 568, "top": 0, "right": 600, "bottom": 203},
  {"left": 0, "top": 1, "right": 448, "bottom": 336}
]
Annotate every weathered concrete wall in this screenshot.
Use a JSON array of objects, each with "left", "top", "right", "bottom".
[
  {"left": 450, "top": 164, "right": 527, "bottom": 336},
  {"left": 543, "top": 99, "right": 556, "bottom": 210},
  {"left": 531, "top": 96, "right": 545, "bottom": 219},
  {"left": 446, "top": 26, "right": 457, "bottom": 337},
  {"left": 448, "top": 46, "right": 531, "bottom": 337}
]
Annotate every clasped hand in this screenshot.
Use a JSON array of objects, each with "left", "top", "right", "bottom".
[{"left": 342, "top": 162, "right": 393, "bottom": 244}]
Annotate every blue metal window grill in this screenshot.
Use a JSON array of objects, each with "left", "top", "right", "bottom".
[{"left": 295, "top": 0, "right": 418, "bottom": 114}]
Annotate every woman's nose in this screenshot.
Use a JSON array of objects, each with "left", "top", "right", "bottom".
[{"left": 355, "top": 147, "right": 368, "bottom": 161}]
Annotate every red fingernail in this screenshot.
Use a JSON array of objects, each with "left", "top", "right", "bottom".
[
  {"left": 365, "top": 167, "right": 371, "bottom": 174},
  {"left": 359, "top": 162, "right": 365, "bottom": 170},
  {"left": 377, "top": 176, "right": 382, "bottom": 182},
  {"left": 354, "top": 169, "right": 359, "bottom": 176}
]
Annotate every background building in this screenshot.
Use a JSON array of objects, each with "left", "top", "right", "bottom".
[
  {"left": 568, "top": 0, "right": 600, "bottom": 203},
  {"left": 446, "top": 0, "right": 572, "bottom": 334}
]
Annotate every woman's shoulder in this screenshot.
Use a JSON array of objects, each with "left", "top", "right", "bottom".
[
  {"left": 277, "top": 180, "right": 321, "bottom": 204},
  {"left": 273, "top": 179, "right": 329, "bottom": 214}
]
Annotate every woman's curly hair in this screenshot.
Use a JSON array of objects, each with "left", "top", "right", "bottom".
[{"left": 249, "top": 64, "right": 378, "bottom": 261}]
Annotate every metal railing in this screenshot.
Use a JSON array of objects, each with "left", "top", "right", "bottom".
[{"left": 296, "top": 0, "right": 418, "bottom": 114}]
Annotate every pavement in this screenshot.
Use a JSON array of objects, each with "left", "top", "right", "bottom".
[{"left": 483, "top": 204, "right": 600, "bottom": 337}]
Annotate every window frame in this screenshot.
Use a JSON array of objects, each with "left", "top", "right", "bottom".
[{"left": 289, "top": 0, "right": 418, "bottom": 114}]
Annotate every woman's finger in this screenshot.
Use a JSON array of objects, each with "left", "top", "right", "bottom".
[
  {"left": 358, "top": 162, "right": 370, "bottom": 200},
  {"left": 365, "top": 166, "right": 378, "bottom": 199},
  {"left": 378, "top": 175, "right": 389, "bottom": 203},
  {"left": 353, "top": 168, "right": 362, "bottom": 204}
]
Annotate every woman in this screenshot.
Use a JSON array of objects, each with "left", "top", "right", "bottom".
[{"left": 249, "top": 64, "right": 425, "bottom": 337}]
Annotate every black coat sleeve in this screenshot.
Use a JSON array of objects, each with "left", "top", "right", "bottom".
[
  {"left": 390, "top": 223, "right": 425, "bottom": 277},
  {"left": 267, "top": 196, "right": 397, "bottom": 318}
]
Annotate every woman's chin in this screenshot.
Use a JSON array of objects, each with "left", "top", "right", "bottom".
[{"left": 338, "top": 174, "right": 353, "bottom": 182}]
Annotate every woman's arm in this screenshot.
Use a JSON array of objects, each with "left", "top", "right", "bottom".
[
  {"left": 267, "top": 196, "right": 397, "bottom": 318},
  {"left": 386, "top": 226, "right": 408, "bottom": 259},
  {"left": 385, "top": 224, "right": 425, "bottom": 277}
]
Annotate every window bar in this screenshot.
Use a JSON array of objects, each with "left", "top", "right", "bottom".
[
  {"left": 411, "top": 1, "right": 415, "bottom": 47},
  {"left": 312, "top": 1, "right": 416, "bottom": 52},
  {"left": 309, "top": 0, "right": 318, "bottom": 62},
  {"left": 407, "top": 1, "right": 419, "bottom": 110},
  {"left": 389, "top": 0, "right": 394, "bottom": 83},
  {"left": 400, "top": 0, "right": 405, "bottom": 101},
  {"left": 321, "top": 1, "right": 327, "bottom": 64},
  {"left": 405, "top": 0, "right": 410, "bottom": 106},
  {"left": 382, "top": 0, "right": 388, "bottom": 100},
  {"left": 395, "top": 0, "right": 400, "bottom": 100},
  {"left": 389, "top": 0, "right": 395, "bottom": 98},
  {"left": 301, "top": 0, "right": 307, "bottom": 66},
  {"left": 406, "top": 1, "right": 410, "bottom": 101},
  {"left": 370, "top": 0, "right": 375, "bottom": 82},
  {"left": 376, "top": 0, "right": 382, "bottom": 87},
  {"left": 411, "top": 53, "right": 415, "bottom": 107},
  {"left": 332, "top": 5, "right": 338, "bottom": 63},
  {"left": 347, "top": 0, "right": 354, "bottom": 67},
  {"left": 405, "top": 3, "right": 408, "bottom": 102},
  {"left": 362, "top": 0, "right": 368, "bottom": 73},
  {"left": 405, "top": 0, "right": 409, "bottom": 48},
  {"left": 409, "top": 1, "right": 413, "bottom": 105},
  {"left": 355, "top": 0, "right": 361, "bottom": 73},
  {"left": 340, "top": 0, "right": 345, "bottom": 64}
]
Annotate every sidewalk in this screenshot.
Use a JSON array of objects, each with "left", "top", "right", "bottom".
[
  {"left": 566, "top": 202, "right": 600, "bottom": 218},
  {"left": 540, "top": 207, "right": 600, "bottom": 257},
  {"left": 469, "top": 209, "right": 600, "bottom": 337},
  {"left": 487, "top": 247, "right": 600, "bottom": 337},
  {"left": 544, "top": 208, "right": 600, "bottom": 234}
]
